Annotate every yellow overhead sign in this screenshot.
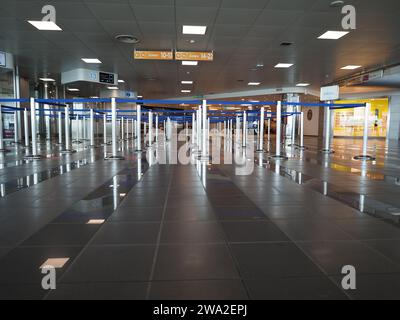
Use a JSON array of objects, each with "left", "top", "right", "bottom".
[
  {"left": 134, "top": 50, "right": 173, "bottom": 60},
  {"left": 175, "top": 51, "right": 214, "bottom": 61}
]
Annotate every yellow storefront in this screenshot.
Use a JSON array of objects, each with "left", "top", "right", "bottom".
[{"left": 334, "top": 98, "right": 389, "bottom": 138}]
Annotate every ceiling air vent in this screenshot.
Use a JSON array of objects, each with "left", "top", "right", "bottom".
[{"left": 115, "top": 35, "right": 140, "bottom": 44}]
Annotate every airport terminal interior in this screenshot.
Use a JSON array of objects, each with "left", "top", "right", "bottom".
[{"left": 1, "top": 0, "right": 400, "bottom": 301}]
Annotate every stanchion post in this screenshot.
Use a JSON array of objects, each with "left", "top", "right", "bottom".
[
  {"left": 321, "top": 103, "right": 334, "bottom": 154},
  {"left": 24, "top": 108, "right": 29, "bottom": 148},
  {"left": 112, "top": 99, "right": 118, "bottom": 155},
  {"left": 297, "top": 111, "right": 306, "bottom": 150},
  {"left": 200, "top": 100, "right": 209, "bottom": 160},
  {"left": 103, "top": 113, "right": 107, "bottom": 146},
  {"left": 257, "top": 107, "right": 265, "bottom": 153},
  {"left": 156, "top": 114, "right": 159, "bottom": 144},
  {"left": 270, "top": 101, "right": 287, "bottom": 160},
  {"left": 60, "top": 104, "right": 76, "bottom": 155},
  {"left": 0, "top": 105, "right": 6, "bottom": 152},
  {"left": 354, "top": 102, "right": 375, "bottom": 161},
  {"left": 242, "top": 111, "right": 247, "bottom": 148},
  {"left": 58, "top": 110, "right": 63, "bottom": 145},
  {"left": 13, "top": 111, "right": 19, "bottom": 145},
  {"left": 24, "top": 98, "right": 42, "bottom": 159},
  {"left": 148, "top": 111, "right": 153, "bottom": 148},
  {"left": 106, "top": 97, "right": 124, "bottom": 160},
  {"left": 136, "top": 104, "right": 142, "bottom": 152},
  {"left": 90, "top": 109, "right": 95, "bottom": 148}
]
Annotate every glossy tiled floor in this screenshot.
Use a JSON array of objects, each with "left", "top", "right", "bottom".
[{"left": 0, "top": 136, "right": 400, "bottom": 300}]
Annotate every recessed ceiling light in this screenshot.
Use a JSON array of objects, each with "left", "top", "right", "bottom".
[
  {"left": 40, "top": 258, "right": 70, "bottom": 269},
  {"left": 39, "top": 78, "right": 55, "bottom": 82},
  {"left": 181, "top": 81, "right": 194, "bottom": 84},
  {"left": 107, "top": 86, "right": 119, "bottom": 90},
  {"left": 296, "top": 83, "right": 310, "bottom": 87},
  {"left": 90, "top": 96, "right": 99, "bottom": 99},
  {"left": 87, "top": 219, "right": 105, "bottom": 225},
  {"left": 275, "top": 63, "right": 294, "bottom": 68},
  {"left": 183, "top": 25, "right": 207, "bottom": 35},
  {"left": 28, "top": 21, "right": 62, "bottom": 31},
  {"left": 330, "top": 0, "right": 345, "bottom": 8},
  {"left": 118, "top": 79, "right": 125, "bottom": 83},
  {"left": 137, "top": 95, "right": 143, "bottom": 99},
  {"left": 82, "top": 58, "right": 102, "bottom": 64},
  {"left": 256, "top": 63, "right": 264, "bottom": 68},
  {"left": 182, "top": 61, "right": 198, "bottom": 66},
  {"left": 67, "top": 88, "right": 80, "bottom": 92},
  {"left": 318, "top": 31, "right": 349, "bottom": 40},
  {"left": 181, "top": 90, "right": 192, "bottom": 93},
  {"left": 341, "top": 65, "right": 362, "bottom": 70},
  {"left": 248, "top": 82, "right": 261, "bottom": 86}
]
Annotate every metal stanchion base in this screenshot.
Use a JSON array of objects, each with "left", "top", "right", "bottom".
[
  {"left": 353, "top": 155, "right": 376, "bottom": 161},
  {"left": 60, "top": 149, "right": 77, "bottom": 155},
  {"left": 320, "top": 149, "right": 335, "bottom": 154},
  {"left": 256, "top": 149, "right": 265, "bottom": 154},
  {"left": 24, "top": 154, "right": 43, "bottom": 160},
  {"left": 297, "top": 146, "right": 308, "bottom": 151},
  {"left": 269, "top": 154, "right": 288, "bottom": 160},
  {"left": 105, "top": 155, "right": 125, "bottom": 160}
]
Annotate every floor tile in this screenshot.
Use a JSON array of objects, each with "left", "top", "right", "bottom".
[
  {"left": 221, "top": 221, "right": 290, "bottom": 243},
  {"left": 0, "top": 246, "right": 82, "bottom": 285},
  {"left": 299, "top": 241, "right": 400, "bottom": 276},
  {"left": 274, "top": 220, "right": 354, "bottom": 241},
  {"left": 62, "top": 246, "right": 155, "bottom": 283},
  {"left": 149, "top": 280, "right": 248, "bottom": 300},
  {"left": 153, "top": 244, "right": 239, "bottom": 281},
  {"left": 245, "top": 277, "right": 348, "bottom": 300},
  {"left": 161, "top": 221, "right": 226, "bottom": 244},
  {"left": 22, "top": 224, "right": 100, "bottom": 247},
  {"left": 331, "top": 274, "right": 400, "bottom": 300},
  {"left": 109, "top": 207, "right": 164, "bottom": 222},
  {"left": 231, "top": 243, "right": 324, "bottom": 279},
  {"left": 46, "top": 282, "right": 148, "bottom": 300},
  {"left": 92, "top": 222, "right": 160, "bottom": 245},
  {"left": 164, "top": 206, "right": 216, "bottom": 222}
]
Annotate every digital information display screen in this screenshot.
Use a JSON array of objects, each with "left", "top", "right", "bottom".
[{"left": 99, "top": 72, "right": 115, "bottom": 84}]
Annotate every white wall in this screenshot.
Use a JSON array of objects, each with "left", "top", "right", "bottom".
[{"left": 302, "top": 107, "right": 320, "bottom": 136}]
